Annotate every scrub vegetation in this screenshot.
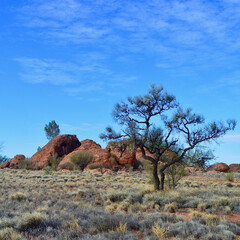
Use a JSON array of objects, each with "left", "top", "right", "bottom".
[{"left": 0, "top": 168, "right": 239, "bottom": 239}]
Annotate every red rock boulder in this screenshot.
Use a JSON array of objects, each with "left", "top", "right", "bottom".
[
  {"left": 106, "top": 141, "right": 136, "bottom": 166},
  {"left": 58, "top": 140, "right": 111, "bottom": 170},
  {"left": 29, "top": 134, "right": 80, "bottom": 169},
  {"left": 78, "top": 139, "right": 102, "bottom": 151},
  {"left": 9, "top": 155, "right": 26, "bottom": 168},
  {"left": 229, "top": 164, "right": 240, "bottom": 172},
  {"left": 208, "top": 163, "right": 230, "bottom": 173},
  {"left": 0, "top": 161, "right": 10, "bottom": 169}
]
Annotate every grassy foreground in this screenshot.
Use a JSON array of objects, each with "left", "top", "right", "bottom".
[{"left": 0, "top": 168, "right": 240, "bottom": 240}]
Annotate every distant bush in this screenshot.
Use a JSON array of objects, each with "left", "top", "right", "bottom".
[
  {"left": 204, "top": 214, "right": 220, "bottom": 225},
  {"left": 17, "top": 212, "right": 47, "bottom": 232},
  {"left": 48, "top": 153, "right": 63, "bottom": 171},
  {"left": 0, "top": 227, "right": 22, "bottom": 240},
  {"left": 10, "top": 192, "right": 27, "bottom": 201},
  {"left": 165, "top": 203, "right": 177, "bottom": 213},
  {"left": 152, "top": 222, "right": 169, "bottom": 239},
  {"left": 225, "top": 172, "right": 235, "bottom": 182},
  {"left": 70, "top": 151, "right": 93, "bottom": 171},
  {"left": 17, "top": 158, "right": 33, "bottom": 170},
  {"left": 166, "top": 164, "right": 187, "bottom": 189},
  {"left": 88, "top": 163, "right": 108, "bottom": 170}
]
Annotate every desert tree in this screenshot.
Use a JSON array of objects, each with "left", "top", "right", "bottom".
[
  {"left": 44, "top": 120, "right": 60, "bottom": 140},
  {"left": 157, "top": 108, "right": 235, "bottom": 190},
  {"left": 100, "top": 84, "right": 236, "bottom": 191}
]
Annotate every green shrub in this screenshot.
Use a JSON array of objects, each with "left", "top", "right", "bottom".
[
  {"left": 48, "top": 153, "right": 63, "bottom": 171},
  {"left": 18, "top": 212, "right": 47, "bottom": 231},
  {"left": 225, "top": 172, "right": 235, "bottom": 182},
  {"left": 165, "top": 203, "right": 177, "bottom": 213},
  {"left": 0, "top": 228, "right": 22, "bottom": 240},
  {"left": 70, "top": 151, "right": 93, "bottom": 171},
  {"left": 106, "top": 190, "right": 128, "bottom": 202},
  {"left": 17, "top": 158, "right": 33, "bottom": 170},
  {"left": 10, "top": 192, "right": 27, "bottom": 201},
  {"left": 166, "top": 164, "right": 187, "bottom": 189},
  {"left": 88, "top": 163, "right": 108, "bottom": 170}
]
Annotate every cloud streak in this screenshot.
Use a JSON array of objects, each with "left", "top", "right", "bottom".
[
  {"left": 14, "top": 0, "right": 240, "bottom": 95},
  {"left": 18, "top": 0, "right": 240, "bottom": 51},
  {"left": 14, "top": 58, "right": 79, "bottom": 85},
  {"left": 222, "top": 134, "right": 240, "bottom": 143}
]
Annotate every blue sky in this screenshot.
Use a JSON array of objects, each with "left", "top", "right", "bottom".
[{"left": 0, "top": 0, "right": 239, "bottom": 164}]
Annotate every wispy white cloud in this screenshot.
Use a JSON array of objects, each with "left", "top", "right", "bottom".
[
  {"left": 222, "top": 133, "right": 240, "bottom": 143},
  {"left": 14, "top": 58, "right": 79, "bottom": 85},
  {"left": 18, "top": 0, "right": 240, "bottom": 51},
  {"left": 14, "top": 56, "right": 138, "bottom": 98},
  {"left": 14, "top": 0, "right": 240, "bottom": 95}
]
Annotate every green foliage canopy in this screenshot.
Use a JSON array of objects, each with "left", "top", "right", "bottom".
[
  {"left": 100, "top": 83, "right": 236, "bottom": 191},
  {"left": 44, "top": 120, "right": 60, "bottom": 140}
]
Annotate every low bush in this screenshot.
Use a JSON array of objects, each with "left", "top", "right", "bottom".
[
  {"left": 105, "top": 191, "right": 128, "bottom": 202},
  {"left": 48, "top": 153, "right": 63, "bottom": 171},
  {"left": 88, "top": 163, "right": 109, "bottom": 170},
  {"left": 165, "top": 203, "right": 177, "bottom": 213},
  {"left": 0, "top": 227, "right": 22, "bottom": 240},
  {"left": 152, "top": 222, "right": 169, "bottom": 239},
  {"left": 165, "top": 164, "right": 187, "bottom": 189},
  {"left": 70, "top": 151, "right": 93, "bottom": 171},
  {"left": 17, "top": 158, "right": 33, "bottom": 170},
  {"left": 225, "top": 172, "right": 235, "bottom": 182},
  {"left": 17, "top": 212, "right": 47, "bottom": 232},
  {"left": 9, "top": 192, "right": 27, "bottom": 201}
]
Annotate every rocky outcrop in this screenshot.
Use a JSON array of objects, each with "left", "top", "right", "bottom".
[
  {"left": 58, "top": 139, "right": 137, "bottom": 170},
  {"left": 106, "top": 141, "right": 136, "bottom": 166},
  {"left": 208, "top": 163, "right": 230, "bottom": 173},
  {"left": 229, "top": 164, "right": 240, "bottom": 172},
  {"left": 58, "top": 140, "right": 111, "bottom": 170},
  {"left": 78, "top": 139, "right": 101, "bottom": 151},
  {"left": 0, "top": 161, "right": 10, "bottom": 169},
  {"left": 9, "top": 155, "right": 26, "bottom": 168},
  {"left": 29, "top": 135, "right": 80, "bottom": 169}
]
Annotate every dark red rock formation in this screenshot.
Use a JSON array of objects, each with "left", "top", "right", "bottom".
[
  {"left": 208, "top": 163, "right": 230, "bottom": 173},
  {"left": 9, "top": 155, "right": 26, "bottom": 168},
  {"left": 29, "top": 135, "right": 80, "bottom": 169}
]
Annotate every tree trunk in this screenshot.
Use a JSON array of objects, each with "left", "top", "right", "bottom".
[
  {"left": 152, "top": 162, "right": 160, "bottom": 191},
  {"left": 160, "top": 170, "right": 165, "bottom": 191}
]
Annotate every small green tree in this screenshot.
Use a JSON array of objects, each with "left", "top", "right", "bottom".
[
  {"left": 100, "top": 84, "right": 236, "bottom": 191},
  {"left": 44, "top": 120, "right": 60, "bottom": 140}
]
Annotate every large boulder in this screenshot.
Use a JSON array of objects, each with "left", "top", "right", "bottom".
[
  {"left": 58, "top": 139, "right": 111, "bottom": 170},
  {"left": 0, "top": 161, "right": 10, "bottom": 169},
  {"left": 29, "top": 135, "right": 80, "bottom": 169},
  {"left": 229, "top": 164, "right": 240, "bottom": 172},
  {"left": 78, "top": 139, "right": 101, "bottom": 151},
  {"left": 106, "top": 141, "right": 136, "bottom": 166},
  {"left": 208, "top": 163, "right": 230, "bottom": 173},
  {"left": 9, "top": 155, "right": 26, "bottom": 168}
]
